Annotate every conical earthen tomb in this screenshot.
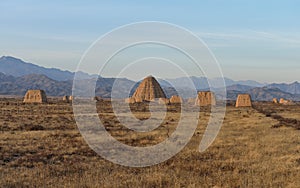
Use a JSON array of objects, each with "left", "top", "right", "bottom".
[{"left": 131, "top": 75, "right": 166, "bottom": 102}]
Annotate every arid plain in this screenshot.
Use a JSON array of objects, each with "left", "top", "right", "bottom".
[{"left": 0, "top": 98, "right": 299, "bottom": 187}]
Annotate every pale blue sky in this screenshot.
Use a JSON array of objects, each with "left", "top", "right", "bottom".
[{"left": 0, "top": 0, "right": 299, "bottom": 82}]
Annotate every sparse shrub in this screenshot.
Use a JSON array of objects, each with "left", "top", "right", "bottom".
[{"left": 24, "top": 124, "right": 45, "bottom": 131}]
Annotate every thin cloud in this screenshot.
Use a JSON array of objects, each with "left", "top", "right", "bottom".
[
  {"left": 199, "top": 30, "right": 300, "bottom": 45},
  {"left": 250, "top": 30, "right": 300, "bottom": 45}
]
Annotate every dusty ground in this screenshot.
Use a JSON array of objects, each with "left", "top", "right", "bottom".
[{"left": 0, "top": 98, "right": 299, "bottom": 187}]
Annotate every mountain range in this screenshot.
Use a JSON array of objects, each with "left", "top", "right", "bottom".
[
  {"left": 0, "top": 56, "right": 95, "bottom": 81},
  {"left": 0, "top": 56, "right": 299, "bottom": 101}
]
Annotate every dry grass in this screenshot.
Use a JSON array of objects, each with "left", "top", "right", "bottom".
[
  {"left": 253, "top": 102, "right": 300, "bottom": 129},
  {"left": 0, "top": 98, "right": 299, "bottom": 187}
]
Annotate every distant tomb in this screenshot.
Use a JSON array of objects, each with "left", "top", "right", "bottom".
[
  {"left": 235, "top": 94, "right": 252, "bottom": 107},
  {"left": 23, "top": 90, "right": 47, "bottom": 103},
  {"left": 272, "top": 98, "right": 278, "bottom": 104},
  {"left": 195, "top": 91, "right": 216, "bottom": 106},
  {"left": 158, "top": 98, "right": 170, "bottom": 105},
  {"left": 63, "top": 95, "right": 70, "bottom": 102},
  {"left": 279, "top": 98, "right": 294, "bottom": 105},
  {"left": 125, "top": 98, "right": 135, "bottom": 104},
  {"left": 169, "top": 95, "right": 183, "bottom": 104}
]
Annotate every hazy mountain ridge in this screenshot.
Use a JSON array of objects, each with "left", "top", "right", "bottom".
[
  {"left": 226, "top": 86, "right": 300, "bottom": 101},
  {"left": 165, "top": 77, "right": 265, "bottom": 89},
  {"left": 266, "top": 82, "right": 300, "bottom": 95},
  {"left": 0, "top": 56, "right": 96, "bottom": 81},
  {"left": 0, "top": 56, "right": 299, "bottom": 101},
  {"left": 0, "top": 73, "right": 72, "bottom": 96},
  {"left": 248, "top": 87, "right": 300, "bottom": 101},
  {"left": 0, "top": 73, "right": 138, "bottom": 97},
  {"left": 226, "top": 84, "right": 255, "bottom": 92},
  {"left": 0, "top": 56, "right": 266, "bottom": 87},
  {"left": 1, "top": 72, "right": 299, "bottom": 101}
]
